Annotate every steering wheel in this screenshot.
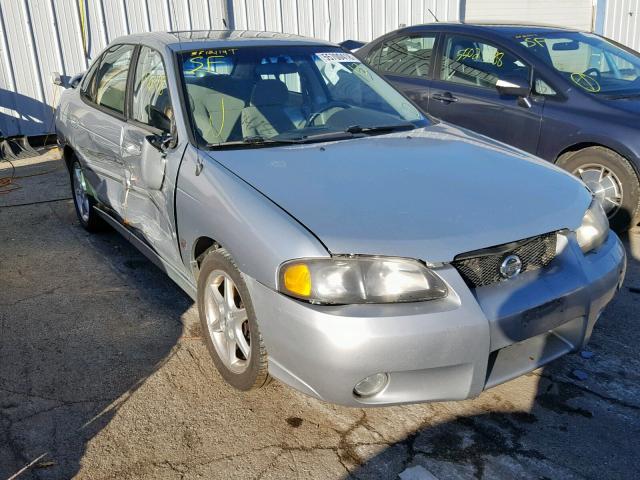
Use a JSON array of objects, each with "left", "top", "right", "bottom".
[
  {"left": 583, "top": 68, "right": 602, "bottom": 81},
  {"left": 305, "top": 101, "right": 351, "bottom": 127}
]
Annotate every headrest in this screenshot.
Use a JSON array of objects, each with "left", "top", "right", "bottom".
[
  {"left": 451, "top": 41, "right": 477, "bottom": 59},
  {"left": 250, "top": 79, "right": 289, "bottom": 106}
]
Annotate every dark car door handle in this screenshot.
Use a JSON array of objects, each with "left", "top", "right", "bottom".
[{"left": 432, "top": 92, "right": 458, "bottom": 103}]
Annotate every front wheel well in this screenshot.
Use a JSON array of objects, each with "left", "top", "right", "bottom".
[
  {"left": 555, "top": 143, "right": 607, "bottom": 162},
  {"left": 555, "top": 143, "right": 640, "bottom": 179},
  {"left": 193, "top": 236, "right": 219, "bottom": 267}
]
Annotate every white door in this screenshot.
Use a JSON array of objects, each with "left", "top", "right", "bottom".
[{"left": 465, "top": 0, "right": 594, "bottom": 32}]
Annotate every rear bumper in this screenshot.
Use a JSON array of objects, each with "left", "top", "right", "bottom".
[{"left": 246, "top": 232, "right": 625, "bottom": 407}]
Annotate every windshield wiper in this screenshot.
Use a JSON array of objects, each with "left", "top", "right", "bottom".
[
  {"left": 207, "top": 136, "right": 303, "bottom": 149},
  {"left": 288, "top": 131, "right": 361, "bottom": 142},
  {"left": 345, "top": 123, "right": 416, "bottom": 135},
  {"left": 206, "top": 125, "right": 416, "bottom": 149}
]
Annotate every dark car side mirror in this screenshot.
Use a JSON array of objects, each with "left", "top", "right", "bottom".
[{"left": 496, "top": 77, "right": 531, "bottom": 98}]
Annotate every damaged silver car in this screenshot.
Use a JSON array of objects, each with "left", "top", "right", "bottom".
[{"left": 56, "top": 31, "right": 626, "bottom": 406}]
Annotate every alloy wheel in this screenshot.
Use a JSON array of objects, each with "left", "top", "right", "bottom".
[
  {"left": 203, "top": 270, "right": 251, "bottom": 374},
  {"left": 72, "top": 163, "right": 90, "bottom": 223},
  {"left": 573, "top": 163, "right": 623, "bottom": 218}
]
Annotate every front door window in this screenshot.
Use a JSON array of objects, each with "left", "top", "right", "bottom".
[{"left": 441, "top": 35, "right": 530, "bottom": 89}]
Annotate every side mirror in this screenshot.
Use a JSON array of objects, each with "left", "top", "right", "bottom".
[
  {"left": 140, "top": 135, "right": 168, "bottom": 190},
  {"left": 496, "top": 77, "right": 531, "bottom": 97},
  {"left": 52, "top": 72, "right": 64, "bottom": 87},
  {"left": 69, "top": 73, "right": 84, "bottom": 89}
]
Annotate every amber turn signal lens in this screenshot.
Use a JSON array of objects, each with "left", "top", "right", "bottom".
[{"left": 282, "top": 263, "right": 311, "bottom": 297}]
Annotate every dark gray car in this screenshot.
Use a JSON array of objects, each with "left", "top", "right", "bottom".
[{"left": 356, "top": 23, "right": 640, "bottom": 232}]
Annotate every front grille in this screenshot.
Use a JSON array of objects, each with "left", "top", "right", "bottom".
[{"left": 452, "top": 232, "right": 557, "bottom": 288}]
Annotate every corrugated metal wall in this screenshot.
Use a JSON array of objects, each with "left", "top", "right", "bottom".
[
  {"left": 601, "top": 0, "right": 640, "bottom": 51},
  {"left": 0, "top": 0, "right": 458, "bottom": 137},
  {"left": 0, "top": 0, "right": 229, "bottom": 137},
  {"left": 228, "top": 0, "right": 459, "bottom": 42},
  {"left": 464, "top": 0, "right": 595, "bottom": 31},
  {"left": 1, "top": 0, "right": 637, "bottom": 137}
]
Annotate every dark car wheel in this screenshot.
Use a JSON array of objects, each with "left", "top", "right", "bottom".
[
  {"left": 557, "top": 147, "right": 640, "bottom": 232},
  {"left": 70, "top": 159, "right": 107, "bottom": 232},
  {"left": 197, "top": 247, "right": 270, "bottom": 391}
]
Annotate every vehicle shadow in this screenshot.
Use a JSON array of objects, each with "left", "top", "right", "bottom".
[
  {"left": 0, "top": 161, "right": 190, "bottom": 479},
  {"left": 0, "top": 88, "right": 56, "bottom": 138},
  {"left": 349, "top": 231, "right": 640, "bottom": 479}
]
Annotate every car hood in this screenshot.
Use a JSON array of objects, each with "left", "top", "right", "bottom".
[{"left": 207, "top": 124, "right": 591, "bottom": 262}]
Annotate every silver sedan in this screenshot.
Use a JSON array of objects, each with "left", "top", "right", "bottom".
[{"left": 55, "top": 31, "right": 626, "bottom": 406}]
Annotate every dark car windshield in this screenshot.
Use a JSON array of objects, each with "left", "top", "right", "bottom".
[
  {"left": 177, "top": 45, "right": 428, "bottom": 147},
  {"left": 515, "top": 32, "right": 640, "bottom": 96}
]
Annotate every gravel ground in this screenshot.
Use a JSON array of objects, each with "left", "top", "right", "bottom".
[{"left": 1, "top": 151, "right": 639, "bottom": 480}]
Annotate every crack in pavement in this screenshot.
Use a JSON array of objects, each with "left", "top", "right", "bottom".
[{"left": 535, "top": 372, "right": 640, "bottom": 411}]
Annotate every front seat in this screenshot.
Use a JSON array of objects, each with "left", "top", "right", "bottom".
[{"left": 241, "top": 79, "right": 296, "bottom": 138}]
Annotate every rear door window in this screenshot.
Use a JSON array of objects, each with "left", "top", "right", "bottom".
[
  {"left": 440, "top": 35, "right": 530, "bottom": 89},
  {"left": 93, "top": 44, "right": 135, "bottom": 115},
  {"left": 376, "top": 35, "right": 437, "bottom": 78}
]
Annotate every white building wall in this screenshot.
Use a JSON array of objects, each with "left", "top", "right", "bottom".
[
  {"left": 0, "top": 0, "right": 458, "bottom": 137},
  {"left": 600, "top": 0, "right": 640, "bottom": 51},
  {"left": 0, "top": 0, "right": 637, "bottom": 137}
]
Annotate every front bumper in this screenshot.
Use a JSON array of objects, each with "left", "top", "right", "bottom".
[{"left": 246, "top": 232, "right": 626, "bottom": 406}]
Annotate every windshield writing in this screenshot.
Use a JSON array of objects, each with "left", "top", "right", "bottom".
[{"left": 178, "top": 46, "right": 427, "bottom": 147}]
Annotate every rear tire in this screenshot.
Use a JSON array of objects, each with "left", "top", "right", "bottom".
[
  {"left": 70, "top": 159, "right": 106, "bottom": 232},
  {"left": 197, "top": 247, "right": 270, "bottom": 391},
  {"left": 557, "top": 146, "right": 640, "bottom": 232}
]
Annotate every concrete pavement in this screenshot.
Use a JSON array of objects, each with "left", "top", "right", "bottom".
[{"left": 1, "top": 151, "right": 639, "bottom": 479}]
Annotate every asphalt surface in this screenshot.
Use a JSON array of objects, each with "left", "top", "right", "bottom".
[{"left": 1, "top": 151, "right": 639, "bottom": 480}]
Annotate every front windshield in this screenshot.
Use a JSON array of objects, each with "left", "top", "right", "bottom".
[
  {"left": 515, "top": 32, "right": 640, "bottom": 96},
  {"left": 178, "top": 45, "right": 428, "bottom": 147}
]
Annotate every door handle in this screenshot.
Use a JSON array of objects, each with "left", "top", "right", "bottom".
[
  {"left": 68, "top": 115, "right": 80, "bottom": 128},
  {"left": 432, "top": 92, "right": 458, "bottom": 103}
]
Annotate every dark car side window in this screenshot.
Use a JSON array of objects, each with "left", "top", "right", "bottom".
[
  {"left": 92, "top": 44, "right": 135, "bottom": 115},
  {"left": 441, "top": 35, "right": 530, "bottom": 89},
  {"left": 131, "top": 46, "right": 173, "bottom": 132},
  {"left": 372, "top": 35, "right": 437, "bottom": 78}
]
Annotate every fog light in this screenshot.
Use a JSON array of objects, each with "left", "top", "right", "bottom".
[{"left": 353, "top": 373, "right": 389, "bottom": 397}]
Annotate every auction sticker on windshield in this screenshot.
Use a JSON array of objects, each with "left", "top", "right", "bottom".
[{"left": 315, "top": 52, "right": 361, "bottom": 64}]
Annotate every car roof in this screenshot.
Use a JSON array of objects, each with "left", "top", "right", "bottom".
[
  {"left": 110, "top": 29, "right": 335, "bottom": 52},
  {"left": 398, "top": 22, "right": 584, "bottom": 37}
]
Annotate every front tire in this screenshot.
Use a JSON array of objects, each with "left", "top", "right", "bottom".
[
  {"left": 70, "top": 159, "right": 106, "bottom": 232},
  {"left": 197, "top": 248, "right": 270, "bottom": 391},
  {"left": 557, "top": 147, "right": 640, "bottom": 232}
]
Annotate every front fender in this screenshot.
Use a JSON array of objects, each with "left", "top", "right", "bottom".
[{"left": 175, "top": 146, "right": 329, "bottom": 288}]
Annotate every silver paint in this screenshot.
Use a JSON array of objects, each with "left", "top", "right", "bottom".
[{"left": 56, "top": 32, "right": 626, "bottom": 406}]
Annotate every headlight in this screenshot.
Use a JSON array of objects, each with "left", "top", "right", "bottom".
[
  {"left": 576, "top": 199, "right": 609, "bottom": 253},
  {"left": 278, "top": 256, "right": 447, "bottom": 304}
]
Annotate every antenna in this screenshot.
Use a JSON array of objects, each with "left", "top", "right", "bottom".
[{"left": 427, "top": 8, "right": 439, "bottom": 22}]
